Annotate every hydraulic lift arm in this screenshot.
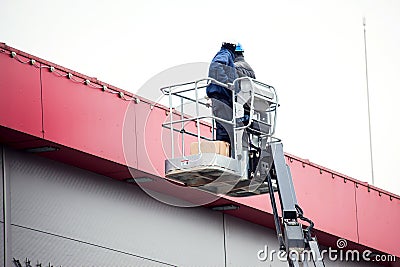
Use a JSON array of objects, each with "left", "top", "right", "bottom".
[{"left": 267, "top": 143, "right": 325, "bottom": 266}]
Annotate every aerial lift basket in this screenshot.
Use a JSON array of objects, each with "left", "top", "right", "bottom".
[{"left": 161, "top": 77, "right": 279, "bottom": 197}]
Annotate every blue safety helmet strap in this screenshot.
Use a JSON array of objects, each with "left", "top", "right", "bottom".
[{"left": 235, "top": 43, "right": 244, "bottom": 52}]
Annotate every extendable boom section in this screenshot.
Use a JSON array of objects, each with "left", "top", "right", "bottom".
[{"left": 269, "top": 143, "right": 325, "bottom": 266}]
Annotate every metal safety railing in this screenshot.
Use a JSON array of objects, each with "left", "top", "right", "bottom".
[{"left": 160, "top": 77, "right": 279, "bottom": 159}]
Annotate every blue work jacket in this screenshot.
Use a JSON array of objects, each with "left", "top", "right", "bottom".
[{"left": 206, "top": 47, "right": 237, "bottom": 105}]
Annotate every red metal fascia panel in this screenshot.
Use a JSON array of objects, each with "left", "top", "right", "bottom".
[
  {"left": 134, "top": 102, "right": 170, "bottom": 176},
  {"left": 285, "top": 152, "right": 400, "bottom": 198},
  {"left": 2, "top": 44, "right": 399, "bottom": 257},
  {"left": 0, "top": 126, "right": 132, "bottom": 179},
  {"left": 356, "top": 185, "right": 400, "bottom": 258},
  {"left": 0, "top": 50, "right": 42, "bottom": 138},
  {"left": 285, "top": 156, "right": 359, "bottom": 243},
  {"left": 40, "top": 66, "right": 136, "bottom": 167}
]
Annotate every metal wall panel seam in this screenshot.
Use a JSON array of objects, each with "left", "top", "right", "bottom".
[
  {"left": 222, "top": 213, "right": 227, "bottom": 267},
  {"left": 0, "top": 146, "right": 3, "bottom": 265},
  {"left": 354, "top": 183, "right": 360, "bottom": 244},
  {"left": 2, "top": 147, "right": 11, "bottom": 267},
  {"left": 39, "top": 63, "right": 45, "bottom": 138},
  {"left": 133, "top": 102, "right": 139, "bottom": 171}
]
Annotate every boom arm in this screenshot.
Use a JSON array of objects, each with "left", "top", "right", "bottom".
[{"left": 268, "top": 143, "right": 325, "bottom": 266}]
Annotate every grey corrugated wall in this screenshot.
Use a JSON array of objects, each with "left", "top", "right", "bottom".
[
  {"left": 1, "top": 146, "right": 4, "bottom": 264},
  {"left": 2, "top": 147, "right": 379, "bottom": 267}
]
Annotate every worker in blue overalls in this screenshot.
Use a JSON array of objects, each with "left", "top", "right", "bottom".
[{"left": 206, "top": 42, "right": 238, "bottom": 147}]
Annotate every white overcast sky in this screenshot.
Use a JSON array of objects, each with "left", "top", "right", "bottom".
[{"left": 1, "top": 0, "right": 400, "bottom": 195}]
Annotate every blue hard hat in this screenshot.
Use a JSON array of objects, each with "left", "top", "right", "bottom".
[{"left": 235, "top": 43, "right": 244, "bottom": 52}]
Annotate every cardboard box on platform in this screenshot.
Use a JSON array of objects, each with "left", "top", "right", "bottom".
[{"left": 190, "top": 141, "right": 230, "bottom": 156}]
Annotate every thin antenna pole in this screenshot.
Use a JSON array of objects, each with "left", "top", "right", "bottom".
[{"left": 363, "top": 17, "right": 375, "bottom": 185}]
